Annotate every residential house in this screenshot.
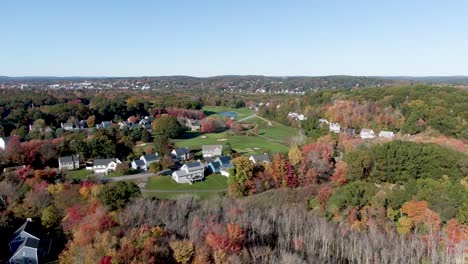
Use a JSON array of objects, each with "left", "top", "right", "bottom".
[
  {"left": 132, "top": 153, "right": 159, "bottom": 171},
  {"left": 61, "top": 122, "right": 76, "bottom": 131},
  {"left": 202, "top": 145, "right": 223, "bottom": 158},
  {"left": 329, "top": 122, "right": 341, "bottom": 133},
  {"left": 0, "top": 136, "right": 11, "bottom": 150},
  {"left": 9, "top": 218, "right": 51, "bottom": 264},
  {"left": 3, "top": 165, "right": 26, "bottom": 173},
  {"left": 249, "top": 154, "right": 271, "bottom": 165},
  {"left": 96, "top": 121, "right": 113, "bottom": 130},
  {"left": 207, "top": 160, "right": 222, "bottom": 174},
  {"left": 172, "top": 162, "right": 205, "bottom": 184},
  {"left": 131, "top": 159, "right": 146, "bottom": 171},
  {"left": 346, "top": 128, "right": 356, "bottom": 136},
  {"left": 288, "top": 112, "right": 307, "bottom": 121},
  {"left": 140, "top": 153, "right": 159, "bottom": 167},
  {"left": 360, "top": 128, "right": 376, "bottom": 139},
  {"left": 215, "top": 156, "right": 233, "bottom": 177},
  {"left": 379, "top": 130, "right": 395, "bottom": 139},
  {"left": 92, "top": 158, "right": 121, "bottom": 174},
  {"left": 172, "top": 148, "right": 190, "bottom": 161},
  {"left": 138, "top": 116, "right": 153, "bottom": 130},
  {"left": 58, "top": 155, "right": 80, "bottom": 170},
  {"left": 186, "top": 119, "right": 201, "bottom": 131}
]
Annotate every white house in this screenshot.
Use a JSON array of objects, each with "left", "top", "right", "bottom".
[
  {"left": 202, "top": 145, "right": 223, "bottom": 158},
  {"left": 58, "top": 155, "right": 80, "bottom": 170},
  {"left": 172, "top": 148, "right": 190, "bottom": 161},
  {"left": 360, "top": 128, "right": 376, "bottom": 139},
  {"left": 288, "top": 112, "right": 307, "bottom": 121},
  {"left": 329, "top": 123, "right": 341, "bottom": 133},
  {"left": 379, "top": 130, "right": 395, "bottom": 139},
  {"left": 0, "top": 136, "right": 16, "bottom": 150},
  {"left": 172, "top": 162, "right": 205, "bottom": 184},
  {"left": 141, "top": 153, "right": 158, "bottom": 166},
  {"left": 131, "top": 159, "right": 146, "bottom": 171},
  {"left": 249, "top": 154, "right": 270, "bottom": 165},
  {"left": 319, "top": 118, "right": 330, "bottom": 125},
  {"left": 93, "top": 158, "right": 121, "bottom": 174}
]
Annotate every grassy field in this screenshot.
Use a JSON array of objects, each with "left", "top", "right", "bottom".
[
  {"left": 146, "top": 174, "right": 228, "bottom": 190},
  {"left": 68, "top": 169, "right": 92, "bottom": 181},
  {"left": 143, "top": 174, "right": 228, "bottom": 200},
  {"left": 203, "top": 106, "right": 254, "bottom": 120},
  {"left": 174, "top": 131, "right": 289, "bottom": 155},
  {"left": 243, "top": 116, "right": 299, "bottom": 142}
]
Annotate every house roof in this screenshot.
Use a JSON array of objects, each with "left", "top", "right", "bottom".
[
  {"left": 216, "top": 156, "right": 232, "bottom": 166},
  {"left": 142, "top": 153, "right": 158, "bottom": 162},
  {"left": 23, "top": 237, "right": 40, "bottom": 248},
  {"left": 173, "top": 148, "right": 189, "bottom": 156},
  {"left": 250, "top": 154, "right": 270, "bottom": 163},
  {"left": 93, "top": 158, "right": 117, "bottom": 166},
  {"left": 210, "top": 161, "right": 222, "bottom": 170},
  {"left": 361, "top": 128, "right": 374, "bottom": 134},
  {"left": 202, "top": 145, "right": 222, "bottom": 153},
  {"left": 12, "top": 219, "right": 43, "bottom": 241},
  {"left": 59, "top": 155, "right": 79, "bottom": 164},
  {"left": 186, "top": 161, "right": 202, "bottom": 168},
  {"left": 132, "top": 160, "right": 145, "bottom": 167}
]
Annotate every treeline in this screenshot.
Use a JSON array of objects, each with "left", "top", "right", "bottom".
[{"left": 258, "top": 85, "right": 468, "bottom": 139}]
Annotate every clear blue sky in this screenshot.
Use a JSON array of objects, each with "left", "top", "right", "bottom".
[{"left": 1, "top": 0, "right": 467, "bottom": 76}]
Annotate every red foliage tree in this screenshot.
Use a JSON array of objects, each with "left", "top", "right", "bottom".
[
  {"left": 317, "top": 186, "right": 333, "bottom": 210},
  {"left": 285, "top": 160, "right": 298, "bottom": 188},
  {"left": 330, "top": 161, "right": 348, "bottom": 186}
]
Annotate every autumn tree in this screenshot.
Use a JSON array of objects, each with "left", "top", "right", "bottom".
[{"left": 288, "top": 145, "right": 303, "bottom": 167}]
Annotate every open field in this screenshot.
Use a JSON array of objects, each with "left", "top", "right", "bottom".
[
  {"left": 203, "top": 106, "right": 254, "bottom": 120},
  {"left": 173, "top": 107, "right": 295, "bottom": 154},
  {"left": 68, "top": 169, "right": 92, "bottom": 181},
  {"left": 145, "top": 174, "right": 228, "bottom": 190},
  {"left": 241, "top": 116, "right": 299, "bottom": 142},
  {"left": 174, "top": 131, "right": 289, "bottom": 155},
  {"left": 143, "top": 174, "right": 228, "bottom": 200}
]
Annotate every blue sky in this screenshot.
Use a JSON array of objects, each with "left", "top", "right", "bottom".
[{"left": 1, "top": 0, "right": 467, "bottom": 76}]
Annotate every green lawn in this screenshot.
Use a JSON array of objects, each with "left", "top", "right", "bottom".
[
  {"left": 202, "top": 106, "right": 254, "bottom": 120},
  {"left": 243, "top": 116, "right": 299, "bottom": 142},
  {"left": 68, "top": 169, "right": 92, "bottom": 181},
  {"left": 143, "top": 174, "right": 228, "bottom": 200},
  {"left": 174, "top": 131, "right": 289, "bottom": 155},
  {"left": 146, "top": 174, "right": 228, "bottom": 190}
]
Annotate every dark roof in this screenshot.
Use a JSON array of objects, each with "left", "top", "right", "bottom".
[
  {"left": 1, "top": 136, "right": 23, "bottom": 145},
  {"left": 93, "top": 159, "right": 116, "bottom": 166},
  {"left": 211, "top": 161, "right": 221, "bottom": 170},
  {"left": 217, "top": 156, "right": 232, "bottom": 166},
  {"left": 173, "top": 148, "right": 189, "bottom": 156},
  {"left": 23, "top": 237, "right": 40, "bottom": 248},
  {"left": 142, "top": 153, "right": 158, "bottom": 162},
  {"left": 12, "top": 220, "right": 43, "bottom": 240},
  {"left": 133, "top": 159, "right": 145, "bottom": 167},
  {"left": 59, "top": 155, "right": 79, "bottom": 163},
  {"left": 186, "top": 162, "right": 202, "bottom": 168}
]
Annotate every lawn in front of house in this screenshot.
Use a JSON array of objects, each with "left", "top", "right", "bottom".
[
  {"left": 145, "top": 174, "right": 228, "bottom": 191},
  {"left": 68, "top": 169, "right": 92, "bottom": 181}
]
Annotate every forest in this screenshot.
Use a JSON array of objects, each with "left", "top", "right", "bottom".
[{"left": 0, "top": 85, "right": 466, "bottom": 263}]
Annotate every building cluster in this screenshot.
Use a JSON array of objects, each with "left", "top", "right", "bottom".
[{"left": 318, "top": 118, "right": 395, "bottom": 139}]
